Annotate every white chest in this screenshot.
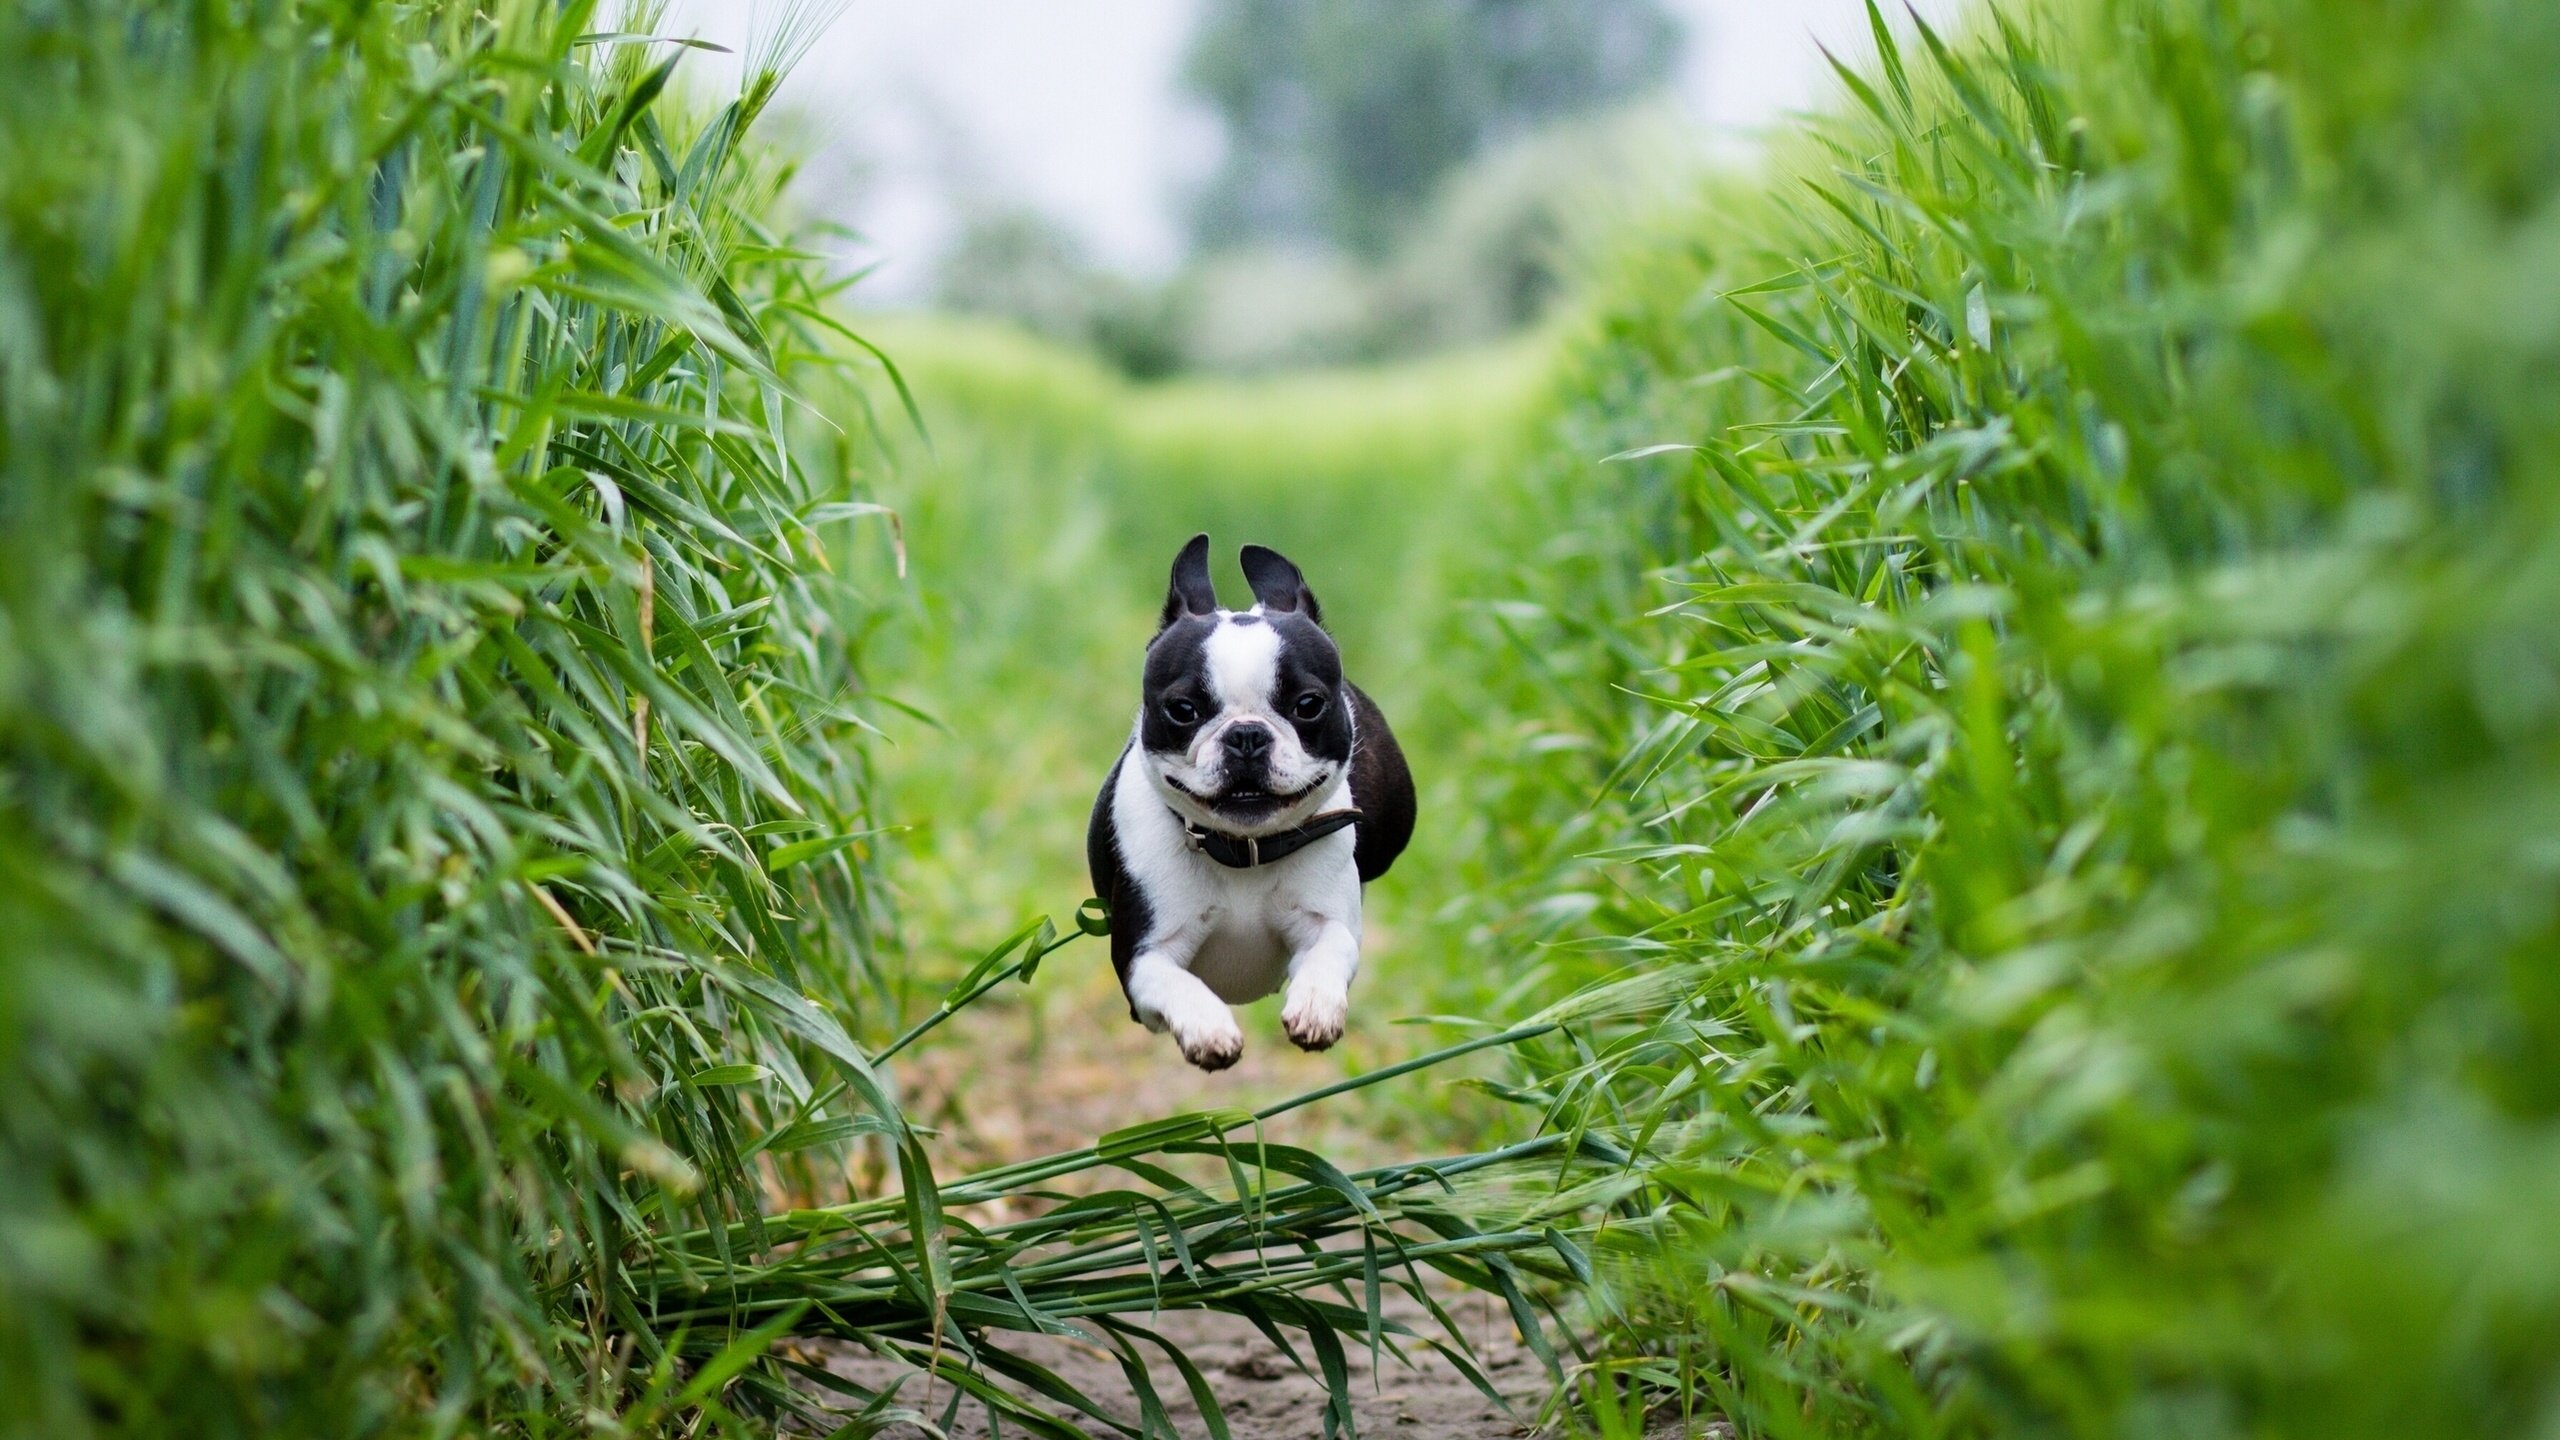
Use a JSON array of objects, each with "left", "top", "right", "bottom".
[
  {"left": 1184, "top": 879, "right": 1313, "bottom": 1002},
  {"left": 1110, "top": 748, "right": 1363, "bottom": 1003}
]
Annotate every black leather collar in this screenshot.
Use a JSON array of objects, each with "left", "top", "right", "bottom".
[{"left": 1178, "top": 807, "right": 1364, "bottom": 869}]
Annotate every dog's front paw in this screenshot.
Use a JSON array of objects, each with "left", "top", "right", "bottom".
[
  {"left": 1281, "top": 984, "right": 1348, "bottom": 1052},
  {"left": 1173, "top": 1012, "right": 1245, "bottom": 1071},
  {"left": 1178, "top": 1025, "right": 1244, "bottom": 1071}
]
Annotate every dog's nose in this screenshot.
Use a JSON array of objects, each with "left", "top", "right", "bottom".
[{"left": 1221, "top": 723, "right": 1273, "bottom": 759}]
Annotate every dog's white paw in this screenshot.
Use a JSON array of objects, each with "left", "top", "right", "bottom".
[
  {"left": 1128, "top": 957, "right": 1244, "bottom": 1070},
  {"left": 1281, "top": 983, "right": 1348, "bottom": 1052},
  {"left": 1174, "top": 1011, "right": 1245, "bottom": 1071}
]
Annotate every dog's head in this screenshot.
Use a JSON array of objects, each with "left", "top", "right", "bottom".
[{"left": 1136, "top": 534, "right": 1352, "bottom": 835}]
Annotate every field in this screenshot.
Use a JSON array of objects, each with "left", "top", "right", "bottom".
[{"left": 5, "top": 0, "right": 2560, "bottom": 1437}]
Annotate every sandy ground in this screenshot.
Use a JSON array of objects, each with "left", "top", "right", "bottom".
[{"left": 814, "top": 1288, "right": 1555, "bottom": 1439}]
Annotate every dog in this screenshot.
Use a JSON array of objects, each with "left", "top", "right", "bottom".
[{"left": 1087, "top": 535, "right": 1415, "bottom": 1071}]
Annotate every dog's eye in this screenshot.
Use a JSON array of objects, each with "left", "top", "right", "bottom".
[
  {"left": 1163, "top": 698, "right": 1200, "bottom": 725},
  {"left": 1292, "top": 692, "right": 1328, "bottom": 721}
]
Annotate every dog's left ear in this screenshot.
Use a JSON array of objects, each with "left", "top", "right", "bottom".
[{"left": 1240, "top": 544, "right": 1322, "bottom": 627}]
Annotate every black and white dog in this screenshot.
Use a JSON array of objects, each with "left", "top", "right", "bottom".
[{"left": 1087, "top": 535, "right": 1415, "bottom": 1070}]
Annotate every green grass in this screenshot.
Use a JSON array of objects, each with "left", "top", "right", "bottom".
[
  {"left": 0, "top": 2, "right": 904, "bottom": 1430},
  {"left": 1419, "top": 0, "right": 2560, "bottom": 1434}
]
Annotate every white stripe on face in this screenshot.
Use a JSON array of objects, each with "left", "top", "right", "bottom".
[{"left": 1203, "top": 613, "right": 1282, "bottom": 719}]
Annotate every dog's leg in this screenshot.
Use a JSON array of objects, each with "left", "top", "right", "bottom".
[
  {"left": 1126, "top": 945, "right": 1245, "bottom": 1071},
  {"left": 1279, "top": 918, "right": 1359, "bottom": 1052}
]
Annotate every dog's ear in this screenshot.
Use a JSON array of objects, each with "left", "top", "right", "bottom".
[
  {"left": 1239, "top": 544, "right": 1322, "bottom": 627},
  {"left": 1159, "top": 533, "right": 1218, "bottom": 632}
]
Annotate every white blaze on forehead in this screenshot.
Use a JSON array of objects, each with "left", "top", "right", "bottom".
[{"left": 1203, "top": 611, "right": 1282, "bottom": 715}]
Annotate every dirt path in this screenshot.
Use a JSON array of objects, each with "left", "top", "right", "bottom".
[
  {"left": 817, "top": 961, "right": 1578, "bottom": 1438},
  {"left": 818, "top": 1288, "right": 1552, "bottom": 1439},
  {"left": 888, "top": 925, "right": 1490, "bottom": 1173}
]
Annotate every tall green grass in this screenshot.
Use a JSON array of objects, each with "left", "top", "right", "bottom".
[
  {"left": 0, "top": 1, "right": 903, "bottom": 1430},
  {"left": 1432, "top": 0, "right": 2560, "bottom": 1434}
]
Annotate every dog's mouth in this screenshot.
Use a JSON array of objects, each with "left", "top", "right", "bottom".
[{"left": 1167, "top": 776, "right": 1320, "bottom": 817}]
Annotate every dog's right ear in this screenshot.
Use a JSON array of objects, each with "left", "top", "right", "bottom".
[{"left": 1158, "top": 532, "right": 1217, "bottom": 633}]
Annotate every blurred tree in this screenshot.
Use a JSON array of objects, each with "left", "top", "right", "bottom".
[
  {"left": 1183, "top": 0, "right": 1680, "bottom": 256},
  {"left": 936, "top": 206, "right": 1186, "bottom": 377},
  {"left": 935, "top": 206, "right": 1103, "bottom": 341}
]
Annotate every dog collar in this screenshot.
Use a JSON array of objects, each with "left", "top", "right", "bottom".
[{"left": 1177, "top": 807, "right": 1365, "bottom": 869}]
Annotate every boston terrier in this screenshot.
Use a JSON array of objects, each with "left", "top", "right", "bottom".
[{"left": 1087, "top": 535, "right": 1415, "bottom": 1071}]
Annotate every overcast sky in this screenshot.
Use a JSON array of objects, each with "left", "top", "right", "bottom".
[{"left": 664, "top": 0, "right": 1963, "bottom": 299}]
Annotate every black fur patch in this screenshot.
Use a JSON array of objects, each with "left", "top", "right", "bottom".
[
  {"left": 1268, "top": 612, "right": 1351, "bottom": 765},
  {"left": 1139, "top": 615, "right": 1216, "bottom": 755},
  {"left": 1086, "top": 748, "right": 1153, "bottom": 1003},
  {"left": 1346, "top": 683, "right": 1414, "bottom": 883}
]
